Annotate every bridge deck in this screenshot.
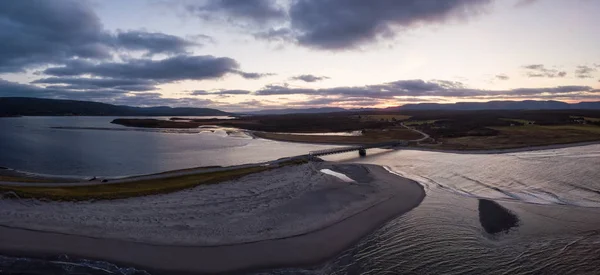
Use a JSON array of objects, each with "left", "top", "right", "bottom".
[{"left": 309, "top": 141, "right": 407, "bottom": 157}]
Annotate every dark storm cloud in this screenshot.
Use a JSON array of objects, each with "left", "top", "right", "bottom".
[
  {"left": 0, "top": 0, "right": 200, "bottom": 73},
  {"left": 523, "top": 64, "right": 567, "bottom": 78},
  {"left": 285, "top": 0, "right": 493, "bottom": 49},
  {"left": 0, "top": 0, "right": 108, "bottom": 72},
  {"left": 188, "top": 0, "right": 492, "bottom": 50},
  {"left": 496, "top": 74, "right": 510, "bottom": 80},
  {"left": 290, "top": 74, "right": 330, "bottom": 82},
  {"left": 187, "top": 0, "right": 286, "bottom": 25},
  {"left": 254, "top": 79, "right": 593, "bottom": 98},
  {"left": 42, "top": 55, "right": 256, "bottom": 82},
  {"left": 574, "top": 65, "right": 597, "bottom": 79}
]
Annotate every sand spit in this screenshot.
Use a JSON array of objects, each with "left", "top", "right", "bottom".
[{"left": 0, "top": 163, "right": 424, "bottom": 274}]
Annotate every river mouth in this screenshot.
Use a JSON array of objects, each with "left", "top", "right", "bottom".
[{"left": 2, "top": 117, "right": 600, "bottom": 274}]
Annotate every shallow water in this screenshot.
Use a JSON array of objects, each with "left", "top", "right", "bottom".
[
  {"left": 262, "top": 147, "right": 600, "bottom": 274},
  {"left": 1, "top": 117, "right": 600, "bottom": 274}
]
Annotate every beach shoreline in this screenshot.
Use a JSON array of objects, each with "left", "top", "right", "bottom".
[{"left": 0, "top": 164, "right": 425, "bottom": 274}]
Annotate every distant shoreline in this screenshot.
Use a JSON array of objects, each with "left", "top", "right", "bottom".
[
  {"left": 0, "top": 164, "right": 425, "bottom": 274},
  {"left": 251, "top": 131, "right": 600, "bottom": 154}
]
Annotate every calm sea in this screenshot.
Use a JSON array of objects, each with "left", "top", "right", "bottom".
[{"left": 0, "top": 116, "right": 335, "bottom": 177}]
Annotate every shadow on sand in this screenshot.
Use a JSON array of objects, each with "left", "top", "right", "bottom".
[{"left": 478, "top": 199, "right": 519, "bottom": 234}]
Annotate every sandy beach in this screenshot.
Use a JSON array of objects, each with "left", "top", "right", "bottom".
[{"left": 0, "top": 163, "right": 424, "bottom": 274}]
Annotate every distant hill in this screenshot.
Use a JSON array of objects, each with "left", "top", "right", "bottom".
[
  {"left": 396, "top": 100, "right": 600, "bottom": 111},
  {"left": 244, "top": 107, "right": 348, "bottom": 115},
  {"left": 244, "top": 100, "right": 600, "bottom": 115},
  {"left": 0, "top": 97, "right": 230, "bottom": 116}
]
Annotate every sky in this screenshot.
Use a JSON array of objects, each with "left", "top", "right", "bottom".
[{"left": 0, "top": 0, "right": 599, "bottom": 111}]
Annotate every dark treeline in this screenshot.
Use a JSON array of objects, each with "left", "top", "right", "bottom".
[{"left": 400, "top": 110, "right": 600, "bottom": 138}]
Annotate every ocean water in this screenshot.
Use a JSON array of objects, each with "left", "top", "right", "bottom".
[{"left": 1, "top": 117, "right": 600, "bottom": 274}]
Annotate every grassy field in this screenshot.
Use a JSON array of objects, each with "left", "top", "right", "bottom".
[
  {"left": 254, "top": 128, "right": 423, "bottom": 145},
  {"left": 424, "top": 125, "right": 600, "bottom": 150},
  {"left": 357, "top": 114, "right": 411, "bottom": 122},
  {"left": 404, "top": 120, "right": 440, "bottom": 126},
  {"left": 0, "top": 165, "right": 280, "bottom": 201},
  {"left": 500, "top": 118, "right": 535, "bottom": 124}
]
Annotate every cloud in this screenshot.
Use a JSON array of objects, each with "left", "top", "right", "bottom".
[
  {"left": 290, "top": 74, "right": 329, "bottom": 82},
  {"left": 114, "top": 30, "right": 199, "bottom": 55},
  {"left": 0, "top": 1, "right": 202, "bottom": 73},
  {"left": 32, "top": 77, "right": 157, "bottom": 91},
  {"left": 254, "top": 79, "right": 593, "bottom": 98},
  {"left": 523, "top": 64, "right": 567, "bottom": 78},
  {"left": 514, "top": 0, "right": 538, "bottom": 8},
  {"left": 186, "top": 0, "right": 286, "bottom": 25},
  {"left": 575, "top": 65, "right": 597, "bottom": 79},
  {"left": 495, "top": 74, "right": 510, "bottom": 80},
  {"left": 191, "top": 89, "right": 251, "bottom": 95},
  {"left": 279, "top": 0, "right": 492, "bottom": 49},
  {"left": 3, "top": 78, "right": 599, "bottom": 111},
  {"left": 0, "top": 79, "right": 128, "bottom": 101},
  {"left": 42, "top": 55, "right": 261, "bottom": 82},
  {"left": 187, "top": 0, "right": 493, "bottom": 50},
  {"left": 0, "top": 79, "right": 216, "bottom": 107},
  {"left": 231, "top": 70, "right": 275, "bottom": 79},
  {"left": 0, "top": 0, "right": 108, "bottom": 72}
]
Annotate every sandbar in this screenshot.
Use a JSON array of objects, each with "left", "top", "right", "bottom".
[{"left": 0, "top": 163, "right": 424, "bottom": 274}]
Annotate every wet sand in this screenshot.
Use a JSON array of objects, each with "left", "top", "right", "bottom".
[{"left": 0, "top": 164, "right": 424, "bottom": 274}]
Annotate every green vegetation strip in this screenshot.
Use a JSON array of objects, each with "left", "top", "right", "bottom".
[
  {"left": 0, "top": 176, "right": 65, "bottom": 184},
  {"left": 404, "top": 120, "right": 439, "bottom": 126},
  {"left": 254, "top": 128, "right": 422, "bottom": 145},
  {"left": 0, "top": 165, "right": 276, "bottom": 201}
]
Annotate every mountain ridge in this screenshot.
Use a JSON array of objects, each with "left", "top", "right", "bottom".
[
  {"left": 0, "top": 97, "right": 230, "bottom": 116},
  {"left": 2, "top": 97, "right": 600, "bottom": 117}
]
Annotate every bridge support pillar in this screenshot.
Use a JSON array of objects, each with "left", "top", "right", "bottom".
[{"left": 358, "top": 149, "right": 366, "bottom": 157}]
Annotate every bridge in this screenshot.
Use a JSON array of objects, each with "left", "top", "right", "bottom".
[{"left": 308, "top": 140, "right": 409, "bottom": 158}]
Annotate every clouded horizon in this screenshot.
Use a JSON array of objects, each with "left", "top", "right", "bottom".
[{"left": 1, "top": 0, "right": 599, "bottom": 111}]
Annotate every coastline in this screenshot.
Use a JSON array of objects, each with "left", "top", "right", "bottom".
[{"left": 0, "top": 164, "right": 425, "bottom": 274}]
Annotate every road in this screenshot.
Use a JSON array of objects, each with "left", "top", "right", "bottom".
[{"left": 401, "top": 122, "right": 430, "bottom": 142}]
